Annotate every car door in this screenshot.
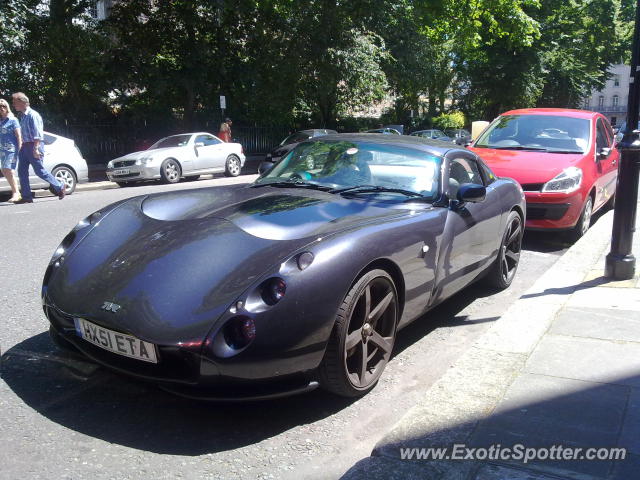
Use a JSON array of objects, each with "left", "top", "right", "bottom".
[
  {"left": 594, "top": 117, "right": 618, "bottom": 209},
  {"left": 432, "top": 152, "right": 502, "bottom": 303},
  {"left": 193, "top": 134, "right": 225, "bottom": 171}
]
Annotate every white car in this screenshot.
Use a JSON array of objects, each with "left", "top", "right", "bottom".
[
  {"left": 106, "top": 132, "right": 246, "bottom": 185},
  {"left": 0, "top": 131, "right": 89, "bottom": 198}
]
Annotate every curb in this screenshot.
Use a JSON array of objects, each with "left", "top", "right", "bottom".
[{"left": 341, "top": 209, "right": 617, "bottom": 480}]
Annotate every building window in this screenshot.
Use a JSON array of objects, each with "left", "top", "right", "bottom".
[
  {"left": 598, "top": 96, "right": 605, "bottom": 107},
  {"left": 614, "top": 75, "right": 620, "bottom": 87},
  {"left": 613, "top": 95, "right": 619, "bottom": 107}
]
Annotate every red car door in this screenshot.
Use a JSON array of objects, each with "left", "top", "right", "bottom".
[{"left": 593, "top": 117, "right": 618, "bottom": 210}]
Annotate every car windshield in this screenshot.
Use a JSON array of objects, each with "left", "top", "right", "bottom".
[
  {"left": 149, "top": 134, "right": 191, "bottom": 149},
  {"left": 255, "top": 140, "right": 441, "bottom": 201},
  {"left": 474, "top": 115, "right": 590, "bottom": 153},
  {"left": 280, "top": 132, "right": 312, "bottom": 146}
]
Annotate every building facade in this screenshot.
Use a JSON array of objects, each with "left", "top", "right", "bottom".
[
  {"left": 89, "top": 0, "right": 115, "bottom": 20},
  {"left": 583, "top": 64, "right": 628, "bottom": 127}
]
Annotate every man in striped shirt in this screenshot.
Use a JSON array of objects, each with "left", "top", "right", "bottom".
[{"left": 11, "top": 92, "right": 64, "bottom": 203}]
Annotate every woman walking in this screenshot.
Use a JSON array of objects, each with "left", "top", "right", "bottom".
[{"left": 0, "top": 98, "right": 22, "bottom": 203}]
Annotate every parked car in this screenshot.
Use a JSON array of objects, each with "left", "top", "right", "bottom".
[
  {"left": 106, "top": 132, "right": 245, "bottom": 186},
  {"left": 46, "top": 134, "right": 525, "bottom": 400},
  {"left": 365, "top": 127, "right": 402, "bottom": 135},
  {"left": 469, "top": 108, "right": 618, "bottom": 240},
  {"left": 445, "top": 129, "right": 472, "bottom": 145},
  {"left": 0, "top": 131, "right": 88, "bottom": 199},
  {"left": 260, "top": 129, "right": 337, "bottom": 174},
  {"left": 410, "top": 129, "right": 453, "bottom": 142}
]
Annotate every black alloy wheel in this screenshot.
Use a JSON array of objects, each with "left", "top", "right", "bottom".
[
  {"left": 485, "top": 211, "right": 523, "bottom": 289},
  {"left": 319, "top": 269, "right": 398, "bottom": 397}
]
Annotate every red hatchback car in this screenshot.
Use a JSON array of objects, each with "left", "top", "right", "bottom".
[{"left": 469, "top": 108, "right": 618, "bottom": 240}]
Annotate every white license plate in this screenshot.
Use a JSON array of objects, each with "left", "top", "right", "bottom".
[
  {"left": 112, "top": 168, "right": 130, "bottom": 175},
  {"left": 74, "top": 318, "right": 158, "bottom": 363}
]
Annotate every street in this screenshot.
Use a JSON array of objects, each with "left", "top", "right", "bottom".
[{"left": 1, "top": 174, "right": 572, "bottom": 480}]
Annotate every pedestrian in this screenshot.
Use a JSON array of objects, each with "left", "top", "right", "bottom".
[
  {"left": 0, "top": 98, "right": 22, "bottom": 203},
  {"left": 11, "top": 92, "right": 64, "bottom": 203},
  {"left": 218, "top": 117, "right": 232, "bottom": 142}
]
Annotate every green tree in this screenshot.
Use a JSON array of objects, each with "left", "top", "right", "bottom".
[
  {"left": 536, "top": 0, "right": 625, "bottom": 107},
  {"left": 1, "top": 0, "right": 112, "bottom": 125}
]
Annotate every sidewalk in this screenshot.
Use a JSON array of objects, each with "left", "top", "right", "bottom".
[{"left": 343, "top": 205, "right": 640, "bottom": 480}]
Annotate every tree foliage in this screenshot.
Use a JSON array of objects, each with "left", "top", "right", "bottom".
[{"left": 0, "top": 0, "right": 634, "bottom": 130}]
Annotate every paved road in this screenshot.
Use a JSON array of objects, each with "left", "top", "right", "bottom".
[{"left": 0, "top": 175, "right": 574, "bottom": 480}]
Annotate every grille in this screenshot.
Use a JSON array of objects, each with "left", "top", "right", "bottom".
[
  {"left": 521, "top": 183, "right": 544, "bottom": 192},
  {"left": 112, "top": 160, "right": 136, "bottom": 168}
]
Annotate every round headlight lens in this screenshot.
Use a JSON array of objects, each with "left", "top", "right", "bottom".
[
  {"left": 222, "top": 317, "right": 256, "bottom": 350},
  {"left": 262, "top": 278, "right": 286, "bottom": 305}
]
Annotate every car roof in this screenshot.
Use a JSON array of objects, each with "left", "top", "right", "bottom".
[
  {"left": 299, "top": 129, "right": 337, "bottom": 135},
  {"left": 500, "top": 108, "right": 598, "bottom": 119},
  {"left": 308, "top": 133, "right": 460, "bottom": 157}
]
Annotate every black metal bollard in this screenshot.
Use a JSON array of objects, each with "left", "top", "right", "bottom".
[{"left": 605, "top": 130, "right": 640, "bottom": 280}]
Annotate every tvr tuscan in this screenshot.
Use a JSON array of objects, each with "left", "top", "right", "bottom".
[{"left": 44, "top": 134, "right": 525, "bottom": 400}]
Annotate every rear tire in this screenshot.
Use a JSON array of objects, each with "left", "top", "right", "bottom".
[
  {"left": 485, "top": 211, "right": 523, "bottom": 289},
  {"left": 319, "top": 269, "right": 398, "bottom": 397},
  {"left": 224, "top": 155, "right": 242, "bottom": 177},
  {"left": 52, "top": 166, "right": 77, "bottom": 194}
]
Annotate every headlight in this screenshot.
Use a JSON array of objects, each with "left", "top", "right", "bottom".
[
  {"left": 107, "top": 160, "right": 114, "bottom": 168},
  {"left": 541, "top": 167, "right": 582, "bottom": 194},
  {"left": 50, "top": 211, "right": 103, "bottom": 265},
  {"left": 135, "top": 157, "right": 154, "bottom": 165}
]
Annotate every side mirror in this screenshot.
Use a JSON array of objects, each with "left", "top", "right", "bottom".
[
  {"left": 194, "top": 142, "right": 205, "bottom": 147},
  {"left": 457, "top": 183, "right": 486, "bottom": 203},
  {"left": 258, "top": 160, "right": 275, "bottom": 175},
  {"left": 598, "top": 147, "right": 611, "bottom": 159}
]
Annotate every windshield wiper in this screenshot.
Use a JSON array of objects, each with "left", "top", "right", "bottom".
[
  {"left": 251, "top": 180, "right": 333, "bottom": 191},
  {"left": 490, "top": 146, "right": 549, "bottom": 151},
  {"left": 330, "top": 185, "right": 424, "bottom": 198},
  {"left": 544, "top": 150, "right": 583, "bottom": 154}
]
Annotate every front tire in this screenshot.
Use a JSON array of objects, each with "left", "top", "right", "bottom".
[
  {"left": 52, "top": 166, "right": 77, "bottom": 194},
  {"left": 319, "top": 269, "right": 398, "bottom": 397},
  {"left": 485, "top": 211, "right": 523, "bottom": 289},
  {"left": 160, "top": 158, "right": 181, "bottom": 184},
  {"left": 224, "top": 155, "right": 242, "bottom": 177},
  {"left": 568, "top": 195, "right": 593, "bottom": 242}
]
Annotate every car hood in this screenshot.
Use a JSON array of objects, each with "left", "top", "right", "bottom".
[
  {"left": 113, "top": 147, "right": 185, "bottom": 162},
  {"left": 470, "top": 146, "right": 586, "bottom": 184},
  {"left": 46, "top": 186, "right": 411, "bottom": 343}
]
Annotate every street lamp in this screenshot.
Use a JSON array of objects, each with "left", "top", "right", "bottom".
[{"left": 605, "top": 0, "right": 640, "bottom": 280}]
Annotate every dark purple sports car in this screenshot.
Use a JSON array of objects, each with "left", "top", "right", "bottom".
[{"left": 44, "top": 134, "right": 525, "bottom": 400}]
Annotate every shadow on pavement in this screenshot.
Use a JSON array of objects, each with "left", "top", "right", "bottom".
[
  {"left": 1, "top": 332, "right": 355, "bottom": 456},
  {"left": 342, "top": 370, "right": 639, "bottom": 480}
]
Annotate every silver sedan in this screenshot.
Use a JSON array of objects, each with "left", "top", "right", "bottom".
[{"left": 106, "top": 132, "right": 246, "bottom": 185}]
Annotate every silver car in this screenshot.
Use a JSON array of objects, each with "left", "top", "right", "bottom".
[
  {"left": 106, "top": 132, "right": 246, "bottom": 185},
  {"left": 0, "top": 131, "right": 89, "bottom": 198}
]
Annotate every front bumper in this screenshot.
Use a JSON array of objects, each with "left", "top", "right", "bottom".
[
  {"left": 523, "top": 190, "right": 584, "bottom": 230},
  {"left": 106, "top": 164, "right": 159, "bottom": 182},
  {"left": 45, "top": 302, "right": 324, "bottom": 401}
]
